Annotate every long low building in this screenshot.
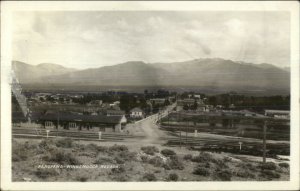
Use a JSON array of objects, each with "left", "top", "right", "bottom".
[
  {"left": 39, "top": 111, "right": 126, "bottom": 132},
  {"left": 265, "top": 110, "right": 290, "bottom": 119},
  {"left": 12, "top": 110, "right": 126, "bottom": 132}
]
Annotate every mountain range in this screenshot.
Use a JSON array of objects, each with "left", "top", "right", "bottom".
[{"left": 12, "top": 58, "right": 290, "bottom": 94}]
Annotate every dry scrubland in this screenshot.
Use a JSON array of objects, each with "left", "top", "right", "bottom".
[{"left": 12, "top": 138, "right": 289, "bottom": 182}]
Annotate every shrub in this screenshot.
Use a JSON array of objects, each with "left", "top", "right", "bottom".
[
  {"left": 55, "top": 138, "right": 73, "bottom": 148},
  {"left": 117, "top": 150, "right": 137, "bottom": 161},
  {"left": 113, "top": 174, "right": 129, "bottom": 182},
  {"left": 164, "top": 155, "right": 184, "bottom": 170},
  {"left": 168, "top": 173, "right": 179, "bottom": 181},
  {"left": 44, "top": 149, "right": 80, "bottom": 165},
  {"left": 12, "top": 146, "right": 28, "bottom": 162},
  {"left": 260, "top": 170, "right": 281, "bottom": 180},
  {"left": 149, "top": 156, "right": 165, "bottom": 167},
  {"left": 278, "top": 162, "right": 289, "bottom": 168},
  {"left": 85, "top": 143, "right": 100, "bottom": 152},
  {"left": 140, "top": 155, "right": 149, "bottom": 162},
  {"left": 161, "top": 149, "right": 176, "bottom": 157},
  {"left": 260, "top": 162, "right": 277, "bottom": 171},
  {"left": 143, "top": 173, "right": 157, "bottom": 181},
  {"left": 76, "top": 176, "right": 88, "bottom": 182},
  {"left": 183, "top": 154, "right": 193, "bottom": 160},
  {"left": 97, "top": 146, "right": 109, "bottom": 153},
  {"left": 236, "top": 170, "right": 255, "bottom": 179},
  {"left": 115, "top": 157, "right": 125, "bottom": 164},
  {"left": 216, "top": 169, "right": 232, "bottom": 181},
  {"left": 141, "top": 146, "right": 159, "bottom": 155},
  {"left": 39, "top": 139, "right": 54, "bottom": 150},
  {"left": 191, "top": 152, "right": 213, "bottom": 163},
  {"left": 35, "top": 168, "right": 59, "bottom": 179},
  {"left": 94, "top": 156, "right": 116, "bottom": 164},
  {"left": 193, "top": 166, "right": 210, "bottom": 176},
  {"left": 109, "top": 145, "right": 128, "bottom": 152},
  {"left": 111, "top": 165, "right": 125, "bottom": 174}
]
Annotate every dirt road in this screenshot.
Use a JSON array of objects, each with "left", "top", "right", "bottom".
[{"left": 125, "top": 104, "right": 176, "bottom": 145}]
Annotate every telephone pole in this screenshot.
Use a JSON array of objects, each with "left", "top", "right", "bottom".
[{"left": 263, "top": 121, "right": 267, "bottom": 163}]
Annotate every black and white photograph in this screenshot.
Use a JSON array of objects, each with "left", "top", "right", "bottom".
[{"left": 1, "top": 1, "right": 299, "bottom": 190}]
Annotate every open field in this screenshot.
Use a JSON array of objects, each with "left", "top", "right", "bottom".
[{"left": 12, "top": 138, "right": 289, "bottom": 182}]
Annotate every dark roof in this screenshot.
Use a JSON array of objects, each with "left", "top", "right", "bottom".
[
  {"left": 130, "top": 107, "right": 143, "bottom": 112},
  {"left": 40, "top": 112, "right": 122, "bottom": 124},
  {"left": 12, "top": 112, "right": 27, "bottom": 122},
  {"left": 106, "top": 109, "right": 125, "bottom": 115}
]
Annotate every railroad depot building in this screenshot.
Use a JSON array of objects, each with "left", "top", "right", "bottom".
[{"left": 39, "top": 111, "right": 126, "bottom": 132}]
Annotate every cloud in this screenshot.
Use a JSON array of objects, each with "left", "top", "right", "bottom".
[{"left": 12, "top": 11, "right": 290, "bottom": 69}]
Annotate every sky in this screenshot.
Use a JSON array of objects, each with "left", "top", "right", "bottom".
[{"left": 12, "top": 11, "right": 290, "bottom": 69}]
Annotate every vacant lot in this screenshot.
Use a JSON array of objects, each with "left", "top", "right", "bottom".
[{"left": 12, "top": 138, "right": 289, "bottom": 182}]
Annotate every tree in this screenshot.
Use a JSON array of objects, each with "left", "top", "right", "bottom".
[{"left": 183, "top": 104, "right": 189, "bottom": 110}]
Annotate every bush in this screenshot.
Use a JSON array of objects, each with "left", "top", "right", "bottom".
[
  {"left": 164, "top": 155, "right": 184, "bottom": 170},
  {"left": 216, "top": 169, "right": 232, "bottom": 181},
  {"left": 76, "top": 176, "right": 88, "bottom": 182},
  {"left": 183, "top": 154, "right": 193, "bottom": 160},
  {"left": 141, "top": 146, "right": 159, "bottom": 155},
  {"left": 94, "top": 156, "right": 116, "bottom": 164},
  {"left": 140, "top": 155, "right": 149, "bottom": 163},
  {"left": 193, "top": 166, "right": 210, "bottom": 176},
  {"left": 115, "top": 157, "right": 125, "bottom": 164},
  {"left": 39, "top": 139, "right": 54, "bottom": 150},
  {"left": 161, "top": 149, "right": 176, "bottom": 157},
  {"left": 260, "top": 170, "right": 281, "bottom": 180},
  {"left": 260, "top": 162, "right": 277, "bottom": 170},
  {"left": 85, "top": 143, "right": 100, "bottom": 152},
  {"left": 143, "top": 173, "right": 157, "bottom": 181},
  {"left": 111, "top": 165, "right": 125, "bottom": 174},
  {"left": 278, "top": 162, "right": 289, "bottom": 168},
  {"left": 12, "top": 145, "right": 28, "bottom": 162},
  {"left": 55, "top": 138, "right": 73, "bottom": 148},
  {"left": 168, "top": 173, "right": 179, "bottom": 181},
  {"left": 149, "top": 156, "right": 165, "bottom": 167},
  {"left": 35, "top": 168, "right": 59, "bottom": 179},
  {"left": 191, "top": 152, "right": 213, "bottom": 163},
  {"left": 109, "top": 145, "right": 128, "bottom": 152},
  {"left": 44, "top": 149, "right": 81, "bottom": 165},
  {"left": 117, "top": 150, "right": 137, "bottom": 161},
  {"left": 236, "top": 170, "right": 255, "bottom": 179}
]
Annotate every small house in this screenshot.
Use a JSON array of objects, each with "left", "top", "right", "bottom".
[{"left": 130, "top": 107, "right": 144, "bottom": 118}]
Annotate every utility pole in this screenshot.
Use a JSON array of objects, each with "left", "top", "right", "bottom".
[
  {"left": 179, "top": 131, "right": 182, "bottom": 148},
  {"left": 263, "top": 121, "right": 267, "bottom": 163},
  {"left": 186, "top": 121, "right": 188, "bottom": 146}
]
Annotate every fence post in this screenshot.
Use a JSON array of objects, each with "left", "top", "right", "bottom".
[
  {"left": 98, "top": 131, "right": 102, "bottom": 140},
  {"left": 238, "top": 141, "right": 242, "bottom": 151},
  {"left": 46, "top": 130, "right": 50, "bottom": 139}
]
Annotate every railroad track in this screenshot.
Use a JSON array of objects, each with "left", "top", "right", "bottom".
[
  {"left": 12, "top": 127, "right": 144, "bottom": 142},
  {"left": 164, "top": 135, "right": 290, "bottom": 148}
]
